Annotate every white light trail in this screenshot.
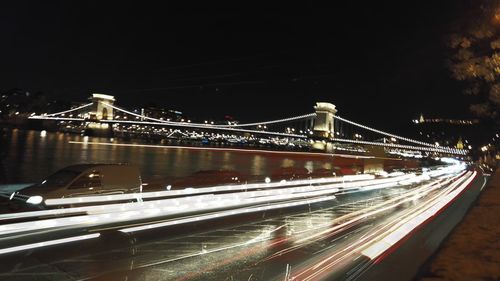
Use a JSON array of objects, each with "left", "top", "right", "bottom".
[
  {"left": 42, "top": 172, "right": 386, "bottom": 207},
  {"left": 261, "top": 171, "right": 467, "bottom": 277},
  {"left": 0, "top": 190, "right": 338, "bottom": 237},
  {"left": 0, "top": 173, "right": 418, "bottom": 236},
  {"left": 1, "top": 168, "right": 452, "bottom": 232},
  {"left": 68, "top": 140, "right": 379, "bottom": 159},
  {"left": 0, "top": 233, "right": 100, "bottom": 255},
  {"left": 290, "top": 170, "right": 471, "bottom": 280},
  {"left": 118, "top": 196, "right": 337, "bottom": 233},
  {"left": 0, "top": 173, "right": 378, "bottom": 221},
  {"left": 0, "top": 162, "right": 474, "bottom": 266},
  {"left": 361, "top": 170, "right": 477, "bottom": 260}
]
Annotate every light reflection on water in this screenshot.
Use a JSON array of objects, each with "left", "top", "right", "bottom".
[{"left": 0, "top": 129, "right": 338, "bottom": 184}]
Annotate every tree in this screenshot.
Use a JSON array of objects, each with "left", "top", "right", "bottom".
[{"left": 447, "top": 0, "right": 500, "bottom": 121}]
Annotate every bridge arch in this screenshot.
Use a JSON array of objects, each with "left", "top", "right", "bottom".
[{"left": 102, "top": 108, "right": 108, "bottom": 120}]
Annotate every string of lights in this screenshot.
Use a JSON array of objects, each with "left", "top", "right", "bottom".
[
  {"left": 334, "top": 115, "right": 438, "bottom": 148},
  {"left": 107, "top": 103, "right": 172, "bottom": 123},
  {"left": 214, "top": 113, "right": 317, "bottom": 128},
  {"left": 332, "top": 138, "right": 467, "bottom": 155},
  {"left": 44, "top": 102, "right": 94, "bottom": 117},
  {"left": 101, "top": 119, "right": 308, "bottom": 138},
  {"left": 110, "top": 102, "right": 316, "bottom": 128},
  {"left": 29, "top": 116, "right": 85, "bottom": 121}
]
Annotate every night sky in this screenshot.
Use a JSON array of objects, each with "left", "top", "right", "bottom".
[{"left": 0, "top": 1, "right": 475, "bottom": 130}]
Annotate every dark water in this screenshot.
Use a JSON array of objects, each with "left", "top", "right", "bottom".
[{"left": 0, "top": 129, "right": 340, "bottom": 184}]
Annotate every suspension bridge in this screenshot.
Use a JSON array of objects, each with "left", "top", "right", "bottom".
[{"left": 28, "top": 93, "right": 467, "bottom": 156}]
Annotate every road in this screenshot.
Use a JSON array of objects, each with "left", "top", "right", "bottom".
[{"left": 0, "top": 163, "right": 484, "bottom": 281}]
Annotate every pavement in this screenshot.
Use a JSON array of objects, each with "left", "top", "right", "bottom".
[{"left": 417, "top": 167, "right": 500, "bottom": 281}]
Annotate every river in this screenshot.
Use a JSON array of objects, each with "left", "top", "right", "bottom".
[{"left": 0, "top": 129, "right": 360, "bottom": 185}]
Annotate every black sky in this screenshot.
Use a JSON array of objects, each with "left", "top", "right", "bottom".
[{"left": 0, "top": 1, "right": 475, "bottom": 130}]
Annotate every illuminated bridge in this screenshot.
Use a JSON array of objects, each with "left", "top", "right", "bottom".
[{"left": 28, "top": 93, "right": 467, "bottom": 157}]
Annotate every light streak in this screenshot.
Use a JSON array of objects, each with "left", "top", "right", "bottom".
[
  {"left": 42, "top": 171, "right": 401, "bottom": 207},
  {"left": 290, "top": 171, "right": 472, "bottom": 280},
  {"left": 361, "top": 171, "right": 477, "bottom": 260},
  {"left": 0, "top": 233, "right": 100, "bottom": 255},
  {"left": 0, "top": 163, "right": 476, "bottom": 280},
  {"left": 2, "top": 168, "right": 444, "bottom": 233},
  {"left": 0, "top": 172, "right": 419, "bottom": 236},
  {"left": 69, "top": 140, "right": 382, "bottom": 160},
  {"left": 260, "top": 175, "right": 458, "bottom": 274},
  {"left": 480, "top": 177, "right": 487, "bottom": 191},
  {"left": 118, "top": 196, "right": 337, "bottom": 233},
  {"left": 0, "top": 173, "right": 378, "bottom": 222}
]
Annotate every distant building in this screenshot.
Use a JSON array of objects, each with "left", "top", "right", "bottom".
[
  {"left": 0, "top": 88, "right": 48, "bottom": 119},
  {"left": 412, "top": 113, "right": 479, "bottom": 125},
  {"left": 133, "top": 106, "right": 185, "bottom": 122},
  {"left": 410, "top": 114, "right": 485, "bottom": 151}
]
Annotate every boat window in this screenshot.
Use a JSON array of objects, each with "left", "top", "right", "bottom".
[{"left": 68, "top": 171, "right": 102, "bottom": 189}]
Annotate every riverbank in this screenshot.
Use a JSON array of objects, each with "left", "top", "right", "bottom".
[{"left": 417, "top": 167, "right": 500, "bottom": 281}]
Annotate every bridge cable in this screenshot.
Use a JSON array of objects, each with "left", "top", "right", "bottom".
[
  {"left": 108, "top": 102, "right": 316, "bottom": 129},
  {"left": 333, "top": 115, "right": 437, "bottom": 148},
  {"left": 45, "top": 102, "right": 94, "bottom": 117}
]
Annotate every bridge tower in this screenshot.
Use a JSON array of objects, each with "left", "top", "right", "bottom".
[
  {"left": 85, "top": 93, "right": 115, "bottom": 137},
  {"left": 311, "top": 102, "right": 337, "bottom": 152},
  {"left": 90, "top": 93, "right": 115, "bottom": 120},
  {"left": 313, "top": 102, "right": 337, "bottom": 139}
]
